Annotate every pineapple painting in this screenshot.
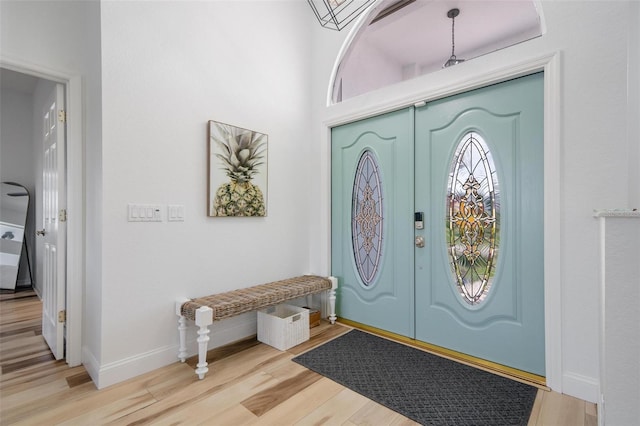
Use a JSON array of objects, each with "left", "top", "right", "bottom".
[{"left": 208, "top": 121, "right": 267, "bottom": 217}]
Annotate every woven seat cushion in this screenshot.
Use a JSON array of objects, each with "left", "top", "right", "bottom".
[{"left": 180, "top": 275, "right": 332, "bottom": 321}]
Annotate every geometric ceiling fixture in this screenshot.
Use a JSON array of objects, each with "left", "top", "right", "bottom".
[
  {"left": 308, "top": 0, "right": 376, "bottom": 31},
  {"left": 443, "top": 8, "right": 466, "bottom": 68}
]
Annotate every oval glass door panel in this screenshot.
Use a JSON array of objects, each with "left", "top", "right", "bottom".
[
  {"left": 447, "top": 132, "right": 500, "bottom": 305},
  {"left": 352, "top": 150, "right": 384, "bottom": 286}
]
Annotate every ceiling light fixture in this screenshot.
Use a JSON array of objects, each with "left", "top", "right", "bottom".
[
  {"left": 308, "top": 0, "right": 376, "bottom": 31},
  {"left": 443, "top": 8, "right": 465, "bottom": 68}
]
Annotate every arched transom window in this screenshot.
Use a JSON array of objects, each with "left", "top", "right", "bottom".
[{"left": 331, "top": 0, "right": 543, "bottom": 103}]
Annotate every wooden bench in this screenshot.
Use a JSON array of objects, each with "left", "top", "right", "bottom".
[{"left": 175, "top": 275, "right": 337, "bottom": 379}]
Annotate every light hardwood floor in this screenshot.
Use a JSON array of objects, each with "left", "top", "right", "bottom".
[{"left": 1, "top": 289, "right": 597, "bottom": 425}]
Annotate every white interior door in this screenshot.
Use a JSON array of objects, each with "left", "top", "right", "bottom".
[{"left": 40, "top": 83, "right": 66, "bottom": 360}]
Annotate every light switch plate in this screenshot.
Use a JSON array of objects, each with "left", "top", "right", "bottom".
[
  {"left": 128, "top": 204, "right": 163, "bottom": 222},
  {"left": 167, "top": 205, "right": 185, "bottom": 222}
]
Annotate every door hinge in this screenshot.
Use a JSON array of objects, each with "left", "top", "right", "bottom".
[
  {"left": 58, "top": 310, "right": 66, "bottom": 323},
  {"left": 59, "top": 209, "right": 67, "bottom": 222},
  {"left": 58, "top": 110, "right": 66, "bottom": 123}
]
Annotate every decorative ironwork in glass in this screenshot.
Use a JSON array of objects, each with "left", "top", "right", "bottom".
[
  {"left": 352, "top": 150, "right": 384, "bottom": 286},
  {"left": 446, "top": 132, "right": 500, "bottom": 305}
]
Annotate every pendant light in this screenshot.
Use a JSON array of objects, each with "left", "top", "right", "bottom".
[
  {"left": 308, "top": 0, "right": 375, "bottom": 31},
  {"left": 443, "top": 8, "right": 465, "bottom": 67}
]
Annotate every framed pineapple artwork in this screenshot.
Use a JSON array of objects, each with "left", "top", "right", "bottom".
[{"left": 208, "top": 120, "right": 268, "bottom": 217}]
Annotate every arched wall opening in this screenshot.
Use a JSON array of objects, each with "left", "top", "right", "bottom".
[
  {"left": 331, "top": 0, "right": 544, "bottom": 104},
  {"left": 319, "top": 0, "right": 562, "bottom": 395}
]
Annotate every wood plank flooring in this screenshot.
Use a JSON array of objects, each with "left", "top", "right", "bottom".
[{"left": 0, "top": 290, "right": 598, "bottom": 425}]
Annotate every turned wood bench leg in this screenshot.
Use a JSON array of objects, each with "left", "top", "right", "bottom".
[
  {"left": 175, "top": 299, "right": 189, "bottom": 362},
  {"left": 177, "top": 316, "right": 187, "bottom": 362},
  {"left": 195, "top": 306, "right": 213, "bottom": 379},
  {"left": 328, "top": 276, "right": 337, "bottom": 324},
  {"left": 175, "top": 300, "right": 214, "bottom": 379}
]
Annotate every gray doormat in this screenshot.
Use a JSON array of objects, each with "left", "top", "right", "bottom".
[{"left": 293, "top": 330, "right": 537, "bottom": 426}]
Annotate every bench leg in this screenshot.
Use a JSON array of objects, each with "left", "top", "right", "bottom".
[
  {"left": 328, "top": 276, "right": 338, "bottom": 324},
  {"left": 175, "top": 299, "right": 190, "bottom": 362},
  {"left": 195, "top": 306, "right": 213, "bottom": 379},
  {"left": 177, "top": 316, "right": 188, "bottom": 362}
]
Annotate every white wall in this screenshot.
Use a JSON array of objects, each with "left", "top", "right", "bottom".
[
  {"left": 340, "top": 38, "right": 403, "bottom": 101},
  {"left": 628, "top": 1, "right": 640, "bottom": 208},
  {"left": 0, "top": 88, "right": 34, "bottom": 189},
  {"left": 598, "top": 214, "right": 640, "bottom": 425},
  {"left": 97, "top": 0, "right": 313, "bottom": 387},
  {"left": 309, "top": 1, "right": 638, "bottom": 403}
]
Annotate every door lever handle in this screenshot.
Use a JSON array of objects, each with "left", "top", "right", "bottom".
[
  {"left": 36, "top": 229, "right": 46, "bottom": 236},
  {"left": 415, "top": 236, "right": 425, "bottom": 248}
]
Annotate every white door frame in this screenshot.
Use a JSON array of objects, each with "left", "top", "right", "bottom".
[
  {"left": 1, "top": 56, "right": 84, "bottom": 367},
  {"left": 319, "top": 53, "right": 562, "bottom": 392}
]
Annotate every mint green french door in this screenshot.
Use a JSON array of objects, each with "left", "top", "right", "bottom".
[
  {"left": 331, "top": 108, "right": 415, "bottom": 337},
  {"left": 331, "top": 73, "right": 544, "bottom": 376},
  {"left": 415, "top": 73, "right": 544, "bottom": 376}
]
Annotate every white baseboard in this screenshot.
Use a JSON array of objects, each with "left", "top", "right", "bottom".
[
  {"left": 563, "top": 371, "right": 599, "bottom": 403},
  {"left": 90, "top": 313, "right": 258, "bottom": 389},
  {"left": 94, "top": 343, "right": 178, "bottom": 389},
  {"left": 81, "top": 346, "right": 100, "bottom": 387}
]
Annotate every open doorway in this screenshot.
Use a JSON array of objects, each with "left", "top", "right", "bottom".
[{"left": 1, "top": 67, "right": 67, "bottom": 361}]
